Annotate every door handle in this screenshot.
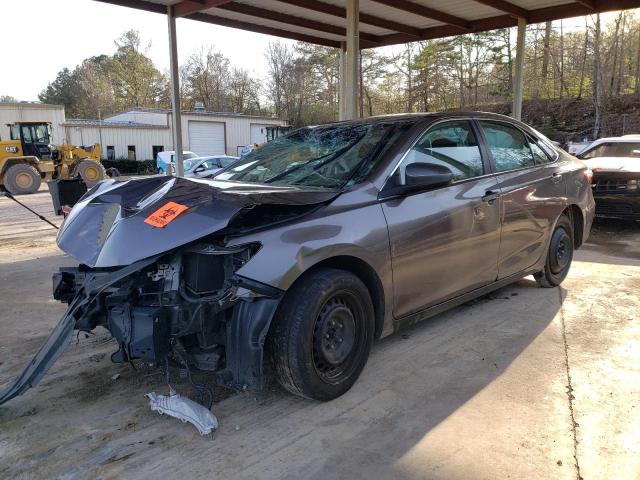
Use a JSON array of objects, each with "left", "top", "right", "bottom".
[
  {"left": 481, "top": 190, "right": 501, "bottom": 204},
  {"left": 551, "top": 172, "right": 563, "bottom": 184}
]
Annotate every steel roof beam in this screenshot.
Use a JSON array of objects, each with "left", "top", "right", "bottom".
[
  {"left": 274, "top": 0, "right": 423, "bottom": 37},
  {"left": 472, "top": 0, "right": 529, "bottom": 19},
  {"left": 217, "top": 2, "right": 382, "bottom": 46},
  {"left": 174, "top": 0, "right": 234, "bottom": 18},
  {"left": 370, "top": 0, "right": 471, "bottom": 31}
]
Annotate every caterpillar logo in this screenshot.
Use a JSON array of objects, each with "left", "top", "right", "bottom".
[{"left": 5, "top": 146, "right": 18, "bottom": 153}]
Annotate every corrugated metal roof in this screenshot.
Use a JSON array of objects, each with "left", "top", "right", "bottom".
[
  {"left": 0, "top": 102, "right": 64, "bottom": 110},
  {"left": 94, "top": 0, "right": 640, "bottom": 48},
  {"left": 62, "top": 119, "right": 168, "bottom": 128},
  {"left": 102, "top": 108, "right": 284, "bottom": 120}
]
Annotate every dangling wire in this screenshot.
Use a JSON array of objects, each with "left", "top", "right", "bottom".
[
  {"left": 164, "top": 357, "right": 176, "bottom": 393},
  {"left": 173, "top": 348, "right": 213, "bottom": 410}
]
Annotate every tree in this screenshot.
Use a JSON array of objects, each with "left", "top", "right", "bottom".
[
  {"left": 109, "top": 30, "right": 166, "bottom": 110},
  {"left": 0, "top": 95, "right": 18, "bottom": 103},
  {"left": 38, "top": 68, "right": 82, "bottom": 115},
  {"left": 593, "top": 14, "right": 604, "bottom": 139}
]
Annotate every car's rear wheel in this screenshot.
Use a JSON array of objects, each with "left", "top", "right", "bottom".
[
  {"left": 535, "top": 213, "right": 574, "bottom": 288},
  {"left": 269, "top": 268, "right": 374, "bottom": 401}
]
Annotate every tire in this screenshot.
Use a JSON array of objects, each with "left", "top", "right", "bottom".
[
  {"left": 75, "top": 160, "right": 106, "bottom": 186},
  {"left": 4, "top": 163, "right": 41, "bottom": 195},
  {"left": 268, "top": 268, "right": 375, "bottom": 401},
  {"left": 535, "top": 214, "right": 574, "bottom": 288}
]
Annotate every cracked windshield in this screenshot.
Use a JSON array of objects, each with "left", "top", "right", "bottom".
[{"left": 215, "top": 122, "right": 407, "bottom": 188}]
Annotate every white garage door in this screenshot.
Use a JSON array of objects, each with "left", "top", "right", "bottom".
[
  {"left": 188, "top": 121, "right": 226, "bottom": 156},
  {"left": 250, "top": 124, "right": 269, "bottom": 145}
]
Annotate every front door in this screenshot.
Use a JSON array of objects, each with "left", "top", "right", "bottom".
[
  {"left": 381, "top": 120, "right": 502, "bottom": 319},
  {"left": 476, "top": 120, "right": 567, "bottom": 279}
]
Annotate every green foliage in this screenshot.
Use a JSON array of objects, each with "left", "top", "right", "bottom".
[
  {"left": 38, "top": 68, "right": 80, "bottom": 115},
  {"left": 109, "top": 31, "right": 166, "bottom": 111},
  {"left": 39, "top": 30, "right": 166, "bottom": 118}
]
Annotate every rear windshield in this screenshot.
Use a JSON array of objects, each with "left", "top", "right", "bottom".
[
  {"left": 214, "top": 122, "right": 409, "bottom": 189},
  {"left": 579, "top": 142, "right": 640, "bottom": 159}
]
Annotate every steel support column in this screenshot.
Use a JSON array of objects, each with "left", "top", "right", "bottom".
[
  {"left": 167, "top": 5, "right": 184, "bottom": 176},
  {"left": 339, "top": 42, "right": 347, "bottom": 121},
  {"left": 345, "top": 0, "right": 359, "bottom": 120},
  {"left": 512, "top": 16, "right": 526, "bottom": 121}
]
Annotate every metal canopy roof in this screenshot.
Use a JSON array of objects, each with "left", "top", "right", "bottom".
[{"left": 96, "top": 0, "right": 640, "bottom": 48}]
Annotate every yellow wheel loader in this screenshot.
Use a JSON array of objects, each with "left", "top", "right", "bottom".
[{"left": 0, "top": 122, "right": 106, "bottom": 195}]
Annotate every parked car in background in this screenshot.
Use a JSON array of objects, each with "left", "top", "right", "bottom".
[
  {"left": 156, "top": 150, "right": 198, "bottom": 174},
  {"left": 0, "top": 112, "right": 595, "bottom": 408},
  {"left": 578, "top": 135, "right": 640, "bottom": 220},
  {"left": 184, "top": 155, "right": 239, "bottom": 178},
  {"left": 565, "top": 140, "right": 591, "bottom": 155}
]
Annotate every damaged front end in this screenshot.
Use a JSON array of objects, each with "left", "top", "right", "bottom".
[
  {"left": 1, "top": 176, "right": 335, "bottom": 407},
  {"left": 0, "top": 241, "right": 281, "bottom": 406}
]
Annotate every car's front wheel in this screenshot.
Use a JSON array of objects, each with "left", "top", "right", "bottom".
[
  {"left": 269, "top": 268, "right": 374, "bottom": 401},
  {"left": 535, "top": 213, "right": 574, "bottom": 288}
]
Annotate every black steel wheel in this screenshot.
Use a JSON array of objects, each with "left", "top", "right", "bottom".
[
  {"left": 269, "top": 268, "right": 374, "bottom": 401},
  {"left": 535, "top": 214, "right": 574, "bottom": 288}
]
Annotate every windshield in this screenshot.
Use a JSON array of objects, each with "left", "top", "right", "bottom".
[
  {"left": 214, "top": 122, "right": 406, "bottom": 188},
  {"left": 579, "top": 142, "right": 640, "bottom": 159},
  {"left": 184, "top": 159, "right": 200, "bottom": 171},
  {"left": 18, "top": 124, "right": 51, "bottom": 144}
]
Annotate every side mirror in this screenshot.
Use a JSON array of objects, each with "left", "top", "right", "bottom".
[
  {"left": 193, "top": 165, "right": 206, "bottom": 174},
  {"left": 381, "top": 162, "right": 454, "bottom": 199},
  {"left": 404, "top": 162, "right": 454, "bottom": 189}
]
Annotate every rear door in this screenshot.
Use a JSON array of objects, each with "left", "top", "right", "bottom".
[
  {"left": 476, "top": 120, "right": 566, "bottom": 279},
  {"left": 382, "top": 119, "right": 502, "bottom": 319}
]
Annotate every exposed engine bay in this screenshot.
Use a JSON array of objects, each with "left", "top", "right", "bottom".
[
  {"left": 0, "top": 175, "right": 337, "bottom": 407},
  {"left": 54, "top": 240, "right": 280, "bottom": 377},
  {"left": 0, "top": 240, "right": 282, "bottom": 407}
]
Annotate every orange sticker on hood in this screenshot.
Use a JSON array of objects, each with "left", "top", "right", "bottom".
[{"left": 144, "top": 201, "right": 189, "bottom": 228}]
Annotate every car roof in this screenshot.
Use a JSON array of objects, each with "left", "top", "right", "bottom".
[
  {"left": 305, "top": 111, "right": 526, "bottom": 129},
  {"left": 586, "top": 136, "right": 640, "bottom": 146}
]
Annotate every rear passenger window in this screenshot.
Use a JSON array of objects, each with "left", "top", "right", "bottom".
[
  {"left": 479, "top": 121, "right": 536, "bottom": 172},
  {"left": 398, "top": 120, "right": 483, "bottom": 183},
  {"left": 528, "top": 137, "right": 551, "bottom": 165}
]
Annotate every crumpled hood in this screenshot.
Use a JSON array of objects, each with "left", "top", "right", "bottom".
[
  {"left": 582, "top": 157, "right": 640, "bottom": 173},
  {"left": 57, "top": 176, "right": 338, "bottom": 268}
]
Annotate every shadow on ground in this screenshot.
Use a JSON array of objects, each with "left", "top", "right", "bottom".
[{"left": 0, "top": 261, "right": 563, "bottom": 479}]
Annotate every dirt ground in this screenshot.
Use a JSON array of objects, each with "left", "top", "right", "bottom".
[{"left": 0, "top": 187, "right": 639, "bottom": 480}]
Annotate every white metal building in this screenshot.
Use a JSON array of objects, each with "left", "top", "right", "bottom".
[
  {"left": 91, "top": 108, "right": 286, "bottom": 159},
  {"left": 0, "top": 103, "right": 286, "bottom": 161},
  {"left": 0, "top": 103, "right": 66, "bottom": 144}
]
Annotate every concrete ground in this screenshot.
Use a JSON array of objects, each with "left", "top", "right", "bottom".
[{"left": 0, "top": 187, "right": 639, "bottom": 480}]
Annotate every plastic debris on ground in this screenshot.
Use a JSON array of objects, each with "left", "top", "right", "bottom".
[{"left": 146, "top": 390, "right": 218, "bottom": 435}]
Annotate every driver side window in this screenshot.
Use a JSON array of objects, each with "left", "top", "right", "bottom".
[{"left": 397, "top": 120, "right": 483, "bottom": 184}]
